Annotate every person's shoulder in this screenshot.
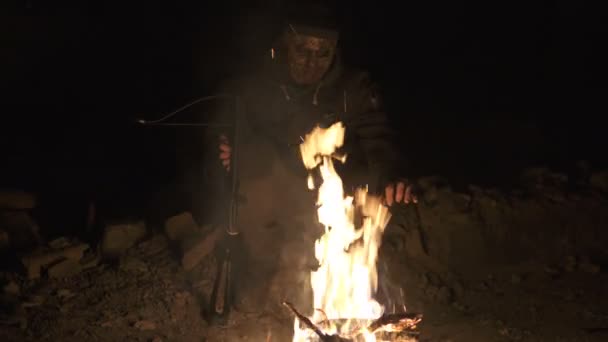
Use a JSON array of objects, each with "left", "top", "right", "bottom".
[
  {"left": 338, "top": 66, "right": 383, "bottom": 112},
  {"left": 338, "top": 66, "right": 379, "bottom": 91}
]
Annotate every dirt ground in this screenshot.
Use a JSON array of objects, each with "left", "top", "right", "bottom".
[{"left": 1, "top": 167, "right": 607, "bottom": 342}]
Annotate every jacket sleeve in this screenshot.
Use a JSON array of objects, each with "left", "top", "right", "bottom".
[{"left": 348, "top": 72, "right": 405, "bottom": 194}]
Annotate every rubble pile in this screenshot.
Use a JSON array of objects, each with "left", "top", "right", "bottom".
[
  {"left": 0, "top": 164, "right": 607, "bottom": 341},
  {"left": 386, "top": 166, "right": 608, "bottom": 277}
]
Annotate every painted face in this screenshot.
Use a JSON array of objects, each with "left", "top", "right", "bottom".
[{"left": 286, "top": 33, "right": 337, "bottom": 85}]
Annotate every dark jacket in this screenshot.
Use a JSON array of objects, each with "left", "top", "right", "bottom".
[{"left": 209, "top": 48, "right": 404, "bottom": 198}]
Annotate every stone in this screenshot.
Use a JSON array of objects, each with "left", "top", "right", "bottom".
[
  {"left": 21, "top": 243, "right": 89, "bottom": 279},
  {"left": 0, "top": 211, "right": 41, "bottom": 251},
  {"left": 0, "top": 190, "right": 36, "bottom": 210},
  {"left": 21, "top": 294, "right": 45, "bottom": 308},
  {"left": 181, "top": 226, "right": 223, "bottom": 271},
  {"left": 80, "top": 249, "right": 100, "bottom": 270},
  {"left": 169, "top": 291, "right": 199, "bottom": 324},
  {"left": 119, "top": 256, "right": 148, "bottom": 274},
  {"left": 164, "top": 212, "right": 199, "bottom": 242},
  {"left": 48, "top": 237, "right": 72, "bottom": 249},
  {"left": 48, "top": 258, "right": 82, "bottom": 279},
  {"left": 56, "top": 289, "right": 74, "bottom": 300},
  {"left": 101, "top": 221, "right": 146, "bottom": 259},
  {"left": 134, "top": 320, "right": 156, "bottom": 330}
]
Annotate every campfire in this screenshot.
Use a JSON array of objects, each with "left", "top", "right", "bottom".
[{"left": 284, "top": 122, "right": 422, "bottom": 342}]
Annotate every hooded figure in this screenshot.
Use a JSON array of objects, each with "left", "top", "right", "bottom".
[
  {"left": 214, "top": 2, "right": 404, "bottom": 193},
  {"left": 203, "top": 1, "right": 410, "bottom": 331}
]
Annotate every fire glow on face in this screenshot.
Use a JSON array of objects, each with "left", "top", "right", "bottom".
[{"left": 294, "top": 122, "right": 392, "bottom": 341}]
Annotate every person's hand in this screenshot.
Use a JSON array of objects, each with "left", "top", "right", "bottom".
[
  {"left": 218, "top": 134, "right": 231, "bottom": 172},
  {"left": 384, "top": 179, "right": 418, "bottom": 206}
]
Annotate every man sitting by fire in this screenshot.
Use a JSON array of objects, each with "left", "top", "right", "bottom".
[{"left": 207, "top": 1, "right": 417, "bottom": 318}]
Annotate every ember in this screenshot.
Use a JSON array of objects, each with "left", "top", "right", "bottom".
[{"left": 287, "top": 122, "right": 422, "bottom": 341}]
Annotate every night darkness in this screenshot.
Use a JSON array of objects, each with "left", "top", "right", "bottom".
[
  {"left": 1, "top": 1, "right": 608, "bottom": 340},
  {"left": 3, "top": 1, "right": 607, "bottom": 201}
]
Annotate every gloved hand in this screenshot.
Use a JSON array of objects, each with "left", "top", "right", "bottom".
[{"left": 383, "top": 179, "right": 418, "bottom": 206}]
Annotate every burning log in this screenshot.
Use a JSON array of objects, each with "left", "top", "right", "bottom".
[
  {"left": 364, "top": 312, "right": 423, "bottom": 335},
  {"left": 284, "top": 301, "right": 422, "bottom": 341},
  {"left": 283, "top": 302, "right": 350, "bottom": 342}
]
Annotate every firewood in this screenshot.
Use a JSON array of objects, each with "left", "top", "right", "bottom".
[
  {"left": 282, "top": 302, "right": 351, "bottom": 342},
  {"left": 365, "top": 312, "right": 423, "bottom": 334}
]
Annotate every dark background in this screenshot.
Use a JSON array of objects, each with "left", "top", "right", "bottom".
[{"left": 1, "top": 1, "right": 606, "bottom": 233}]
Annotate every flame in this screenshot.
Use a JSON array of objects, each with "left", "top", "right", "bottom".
[{"left": 293, "top": 122, "right": 391, "bottom": 341}]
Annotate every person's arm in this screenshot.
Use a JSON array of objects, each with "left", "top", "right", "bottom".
[
  {"left": 199, "top": 79, "right": 241, "bottom": 225},
  {"left": 349, "top": 72, "right": 416, "bottom": 205}
]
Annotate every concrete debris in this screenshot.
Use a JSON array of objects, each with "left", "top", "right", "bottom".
[
  {"left": 0, "top": 190, "right": 36, "bottom": 210},
  {"left": 48, "top": 258, "right": 82, "bottom": 279},
  {"left": 0, "top": 168, "right": 605, "bottom": 341},
  {"left": 80, "top": 249, "right": 100, "bottom": 270},
  {"left": 164, "top": 212, "right": 199, "bottom": 242},
  {"left": 134, "top": 319, "right": 156, "bottom": 331},
  {"left": 101, "top": 220, "right": 146, "bottom": 259},
  {"left": 21, "top": 294, "right": 45, "bottom": 308},
  {"left": 119, "top": 256, "right": 149, "bottom": 274},
  {"left": 0, "top": 211, "right": 41, "bottom": 252},
  {"left": 20, "top": 242, "right": 90, "bottom": 279},
  {"left": 48, "top": 237, "right": 72, "bottom": 249},
  {"left": 169, "top": 291, "right": 198, "bottom": 324},
  {"left": 181, "top": 226, "right": 222, "bottom": 271},
  {"left": 56, "top": 289, "right": 75, "bottom": 301}
]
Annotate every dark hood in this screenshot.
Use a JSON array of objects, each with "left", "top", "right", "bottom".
[{"left": 262, "top": 36, "right": 345, "bottom": 105}]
